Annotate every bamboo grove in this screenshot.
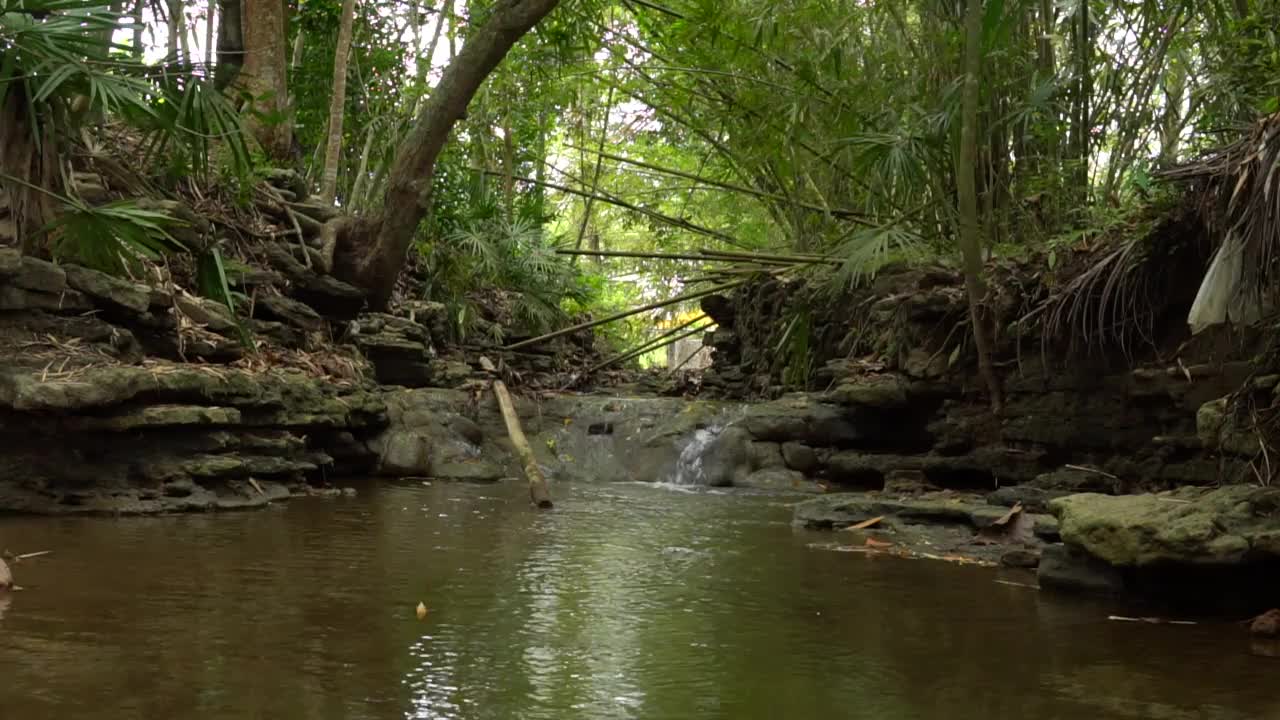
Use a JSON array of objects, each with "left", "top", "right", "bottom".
[{"left": 2, "top": 0, "right": 1279, "bottom": 393}]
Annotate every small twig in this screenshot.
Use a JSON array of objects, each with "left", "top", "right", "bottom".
[
  {"left": 14, "top": 550, "right": 52, "bottom": 561},
  {"left": 1064, "top": 464, "right": 1120, "bottom": 480},
  {"left": 994, "top": 579, "right": 1040, "bottom": 590}
]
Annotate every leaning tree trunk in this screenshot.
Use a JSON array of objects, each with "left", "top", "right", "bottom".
[
  {"left": 957, "top": 0, "right": 1004, "bottom": 413},
  {"left": 332, "top": 0, "right": 562, "bottom": 308},
  {"left": 238, "top": 0, "right": 291, "bottom": 161},
  {"left": 319, "top": 0, "right": 357, "bottom": 205}
]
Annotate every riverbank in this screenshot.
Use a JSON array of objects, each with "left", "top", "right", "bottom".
[{"left": 3, "top": 169, "right": 1279, "bottom": 615}]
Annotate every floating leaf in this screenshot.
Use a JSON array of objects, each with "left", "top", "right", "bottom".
[{"left": 416, "top": 602, "right": 428, "bottom": 620}]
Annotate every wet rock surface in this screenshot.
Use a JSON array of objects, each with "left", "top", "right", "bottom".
[{"left": 1051, "top": 486, "right": 1280, "bottom": 567}]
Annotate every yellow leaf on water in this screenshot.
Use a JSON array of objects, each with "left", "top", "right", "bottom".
[{"left": 416, "top": 602, "right": 428, "bottom": 620}]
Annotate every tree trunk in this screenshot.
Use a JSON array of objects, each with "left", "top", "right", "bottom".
[
  {"left": 957, "top": 0, "right": 1003, "bottom": 414},
  {"left": 239, "top": 0, "right": 291, "bottom": 162},
  {"left": 166, "top": 0, "right": 181, "bottom": 58},
  {"left": 332, "top": 0, "right": 561, "bottom": 308},
  {"left": 132, "top": 0, "right": 144, "bottom": 57},
  {"left": 215, "top": 0, "right": 244, "bottom": 89},
  {"left": 320, "top": 0, "right": 357, "bottom": 204}
]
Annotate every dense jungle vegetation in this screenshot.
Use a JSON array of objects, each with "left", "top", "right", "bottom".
[{"left": 2, "top": 0, "right": 1279, "bottom": 390}]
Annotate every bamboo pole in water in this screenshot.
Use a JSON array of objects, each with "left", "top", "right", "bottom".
[{"left": 481, "top": 357, "right": 553, "bottom": 508}]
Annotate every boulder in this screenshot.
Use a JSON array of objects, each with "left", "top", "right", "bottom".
[
  {"left": 175, "top": 293, "right": 236, "bottom": 332},
  {"left": 740, "top": 396, "right": 860, "bottom": 445},
  {"left": 1051, "top": 486, "right": 1280, "bottom": 567},
  {"left": 1000, "top": 548, "right": 1041, "bottom": 568},
  {"left": 986, "top": 485, "right": 1070, "bottom": 514},
  {"left": 1029, "top": 467, "right": 1119, "bottom": 495},
  {"left": 292, "top": 275, "right": 365, "bottom": 319},
  {"left": 1037, "top": 543, "right": 1124, "bottom": 594},
  {"left": 901, "top": 348, "right": 948, "bottom": 379},
  {"left": 256, "top": 293, "right": 323, "bottom": 332},
  {"left": 0, "top": 286, "right": 92, "bottom": 312},
  {"left": 1196, "top": 397, "right": 1256, "bottom": 456},
  {"left": 746, "top": 441, "right": 786, "bottom": 470},
  {"left": 826, "top": 373, "right": 909, "bottom": 409},
  {"left": 370, "top": 429, "right": 432, "bottom": 476},
  {"left": 781, "top": 442, "right": 820, "bottom": 473},
  {"left": 737, "top": 468, "right": 824, "bottom": 493},
  {"left": 795, "top": 493, "right": 978, "bottom": 530},
  {"left": 63, "top": 265, "right": 150, "bottom": 314},
  {"left": 698, "top": 426, "right": 753, "bottom": 487},
  {"left": 427, "top": 359, "right": 473, "bottom": 388},
  {"left": 62, "top": 404, "right": 241, "bottom": 432},
  {"left": 11, "top": 256, "right": 66, "bottom": 293}
]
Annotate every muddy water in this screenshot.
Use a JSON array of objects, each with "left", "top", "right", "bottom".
[{"left": 0, "top": 482, "right": 1275, "bottom": 719}]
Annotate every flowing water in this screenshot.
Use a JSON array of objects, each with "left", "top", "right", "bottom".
[{"left": 1, "top": 481, "right": 1276, "bottom": 719}]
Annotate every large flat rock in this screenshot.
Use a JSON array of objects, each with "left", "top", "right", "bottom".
[{"left": 1051, "top": 486, "right": 1280, "bottom": 567}]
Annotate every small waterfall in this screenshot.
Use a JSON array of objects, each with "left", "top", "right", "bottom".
[{"left": 668, "top": 425, "right": 723, "bottom": 485}]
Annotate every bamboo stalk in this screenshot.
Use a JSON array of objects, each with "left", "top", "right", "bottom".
[
  {"left": 591, "top": 322, "right": 713, "bottom": 376},
  {"left": 585, "top": 315, "right": 709, "bottom": 375},
  {"left": 481, "top": 357, "right": 552, "bottom": 509},
  {"left": 556, "top": 248, "right": 796, "bottom": 264},
  {"left": 698, "top": 248, "right": 838, "bottom": 265},
  {"left": 565, "top": 145, "right": 872, "bottom": 221},
  {"left": 475, "top": 168, "right": 739, "bottom": 245},
  {"left": 504, "top": 280, "right": 746, "bottom": 351}
]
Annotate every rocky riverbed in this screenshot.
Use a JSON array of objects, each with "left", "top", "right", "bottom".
[{"left": 3, "top": 190, "right": 1279, "bottom": 614}]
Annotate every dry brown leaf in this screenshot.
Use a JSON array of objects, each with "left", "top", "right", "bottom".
[{"left": 992, "top": 502, "right": 1023, "bottom": 527}]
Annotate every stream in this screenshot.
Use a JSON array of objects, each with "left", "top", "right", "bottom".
[{"left": 1, "top": 481, "right": 1276, "bottom": 719}]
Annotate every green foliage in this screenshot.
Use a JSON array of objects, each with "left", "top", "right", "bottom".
[
  {"left": 139, "top": 74, "right": 253, "bottom": 186},
  {"left": 48, "top": 198, "right": 185, "bottom": 273},
  {"left": 0, "top": 0, "right": 156, "bottom": 121},
  {"left": 419, "top": 210, "right": 591, "bottom": 342}
]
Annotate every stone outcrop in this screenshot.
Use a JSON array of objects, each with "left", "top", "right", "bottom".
[
  {"left": 0, "top": 364, "right": 385, "bottom": 513},
  {"left": 364, "top": 389, "right": 747, "bottom": 487},
  {"left": 1051, "top": 486, "right": 1280, "bottom": 567}
]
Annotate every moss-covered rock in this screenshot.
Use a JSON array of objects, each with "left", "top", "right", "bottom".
[{"left": 1051, "top": 486, "right": 1280, "bottom": 567}]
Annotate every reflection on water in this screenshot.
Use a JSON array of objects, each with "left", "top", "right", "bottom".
[{"left": 0, "top": 481, "right": 1277, "bottom": 720}]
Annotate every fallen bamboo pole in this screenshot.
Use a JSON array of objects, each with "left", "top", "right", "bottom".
[
  {"left": 698, "top": 248, "right": 839, "bottom": 265},
  {"left": 481, "top": 357, "right": 553, "bottom": 509},
  {"left": 555, "top": 248, "right": 795, "bottom": 264},
  {"left": 585, "top": 315, "right": 709, "bottom": 375},
  {"left": 592, "top": 322, "right": 714, "bottom": 375},
  {"left": 504, "top": 279, "right": 746, "bottom": 351}
]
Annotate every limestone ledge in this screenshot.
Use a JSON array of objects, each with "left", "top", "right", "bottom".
[{"left": 0, "top": 364, "right": 386, "bottom": 514}]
